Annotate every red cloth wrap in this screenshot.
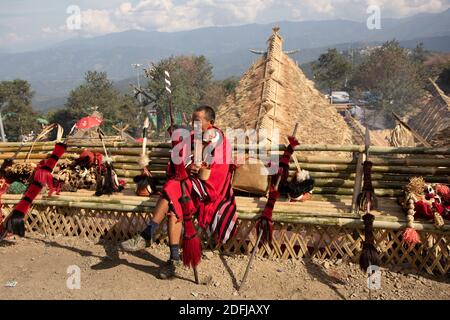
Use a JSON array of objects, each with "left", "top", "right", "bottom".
[
  {"left": 33, "top": 143, "right": 67, "bottom": 196},
  {"left": 435, "top": 184, "right": 450, "bottom": 203},
  {"left": 163, "top": 127, "right": 232, "bottom": 229},
  {"left": 415, "top": 200, "right": 435, "bottom": 220}
]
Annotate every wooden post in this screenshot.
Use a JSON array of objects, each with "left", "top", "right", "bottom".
[
  {"left": 351, "top": 152, "right": 365, "bottom": 215},
  {"left": 0, "top": 112, "right": 6, "bottom": 142}
]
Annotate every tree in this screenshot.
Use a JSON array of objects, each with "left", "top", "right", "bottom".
[
  {"left": 350, "top": 40, "right": 426, "bottom": 119},
  {"left": 220, "top": 76, "right": 240, "bottom": 95},
  {"left": 50, "top": 71, "right": 139, "bottom": 135},
  {"left": 0, "top": 79, "right": 40, "bottom": 141},
  {"left": 436, "top": 62, "right": 450, "bottom": 95},
  {"left": 144, "top": 55, "right": 214, "bottom": 132},
  {"left": 312, "top": 49, "right": 352, "bottom": 95}
]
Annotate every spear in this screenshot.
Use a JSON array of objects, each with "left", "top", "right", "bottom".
[
  {"left": 239, "top": 124, "right": 299, "bottom": 291},
  {"left": 139, "top": 117, "right": 150, "bottom": 168},
  {"left": 357, "top": 122, "right": 380, "bottom": 275},
  {"left": 1, "top": 125, "right": 67, "bottom": 240},
  {"left": 134, "top": 117, "right": 156, "bottom": 196}
]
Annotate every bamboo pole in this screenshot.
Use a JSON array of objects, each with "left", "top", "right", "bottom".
[
  {"left": 114, "top": 168, "right": 450, "bottom": 183},
  {"left": 313, "top": 178, "right": 405, "bottom": 189},
  {"left": 234, "top": 213, "right": 450, "bottom": 233},
  {"left": 1, "top": 199, "right": 155, "bottom": 212},
  {"left": 2, "top": 200, "right": 446, "bottom": 233},
  {"left": 288, "top": 163, "right": 450, "bottom": 175},
  {"left": 294, "top": 156, "right": 450, "bottom": 167},
  {"left": 3, "top": 145, "right": 447, "bottom": 168},
  {"left": 2, "top": 141, "right": 450, "bottom": 154}
]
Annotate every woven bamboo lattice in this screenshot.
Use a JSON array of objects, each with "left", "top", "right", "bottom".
[{"left": 2, "top": 203, "right": 448, "bottom": 276}]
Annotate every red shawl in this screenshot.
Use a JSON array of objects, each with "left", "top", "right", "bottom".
[{"left": 163, "top": 126, "right": 232, "bottom": 229}]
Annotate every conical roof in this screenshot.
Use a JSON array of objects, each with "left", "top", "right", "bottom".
[
  {"left": 407, "top": 80, "right": 450, "bottom": 147},
  {"left": 216, "top": 27, "right": 355, "bottom": 150}
]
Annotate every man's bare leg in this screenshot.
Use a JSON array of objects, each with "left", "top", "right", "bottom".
[{"left": 151, "top": 197, "right": 170, "bottom": 224}]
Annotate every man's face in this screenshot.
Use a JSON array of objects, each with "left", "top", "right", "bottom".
[{"left": 192, "top": 111, "right": 212, "bottom": 132}]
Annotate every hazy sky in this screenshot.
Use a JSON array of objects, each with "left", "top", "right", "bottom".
[{"left": 1, "top": 0, "right": 449, "bottom": 52}]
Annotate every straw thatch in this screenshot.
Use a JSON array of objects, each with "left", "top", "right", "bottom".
[
  {"left": 216, "top": 27, "right": 355, "bottom": 152},
  {"left": 407, "top": 80, "right": 450, "bottom": 147}
]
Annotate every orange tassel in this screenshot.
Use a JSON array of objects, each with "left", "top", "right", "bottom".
[{"left": 403, "top": 227, "right": 421, "bottom": 246}]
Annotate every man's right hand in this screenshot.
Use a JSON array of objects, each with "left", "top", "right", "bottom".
[{"left": 189, "top": 163, "right": 201, "bottom": 175}]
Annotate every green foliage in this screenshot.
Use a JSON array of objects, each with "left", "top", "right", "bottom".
[
  {"left": 49, "top": 71, "right": 139, "bottom": 136},
  {"left": 436, "top": 62, "right": 450, "bottom": 95},
  {"left": 0, "top": 79, "right": 40, "bottom": 141},
  {"left": 48, "top": 57, "right": 236, "bottom": 137},
  {"left": 312, "top": 48, "right": 352, "bottom": 94},
  {"left": 350, "top": 40, "right": 426, "bottom": 117},
  {"left": 221, "top": 76, "right": 240, "bottom": 95},
  {"left": 145, "top": 55, "right": 216, "bottom": 132}
]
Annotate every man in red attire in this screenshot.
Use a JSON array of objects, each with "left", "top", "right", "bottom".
[{"left": 120, "top": 105, "right": 235, "bottom": 279}]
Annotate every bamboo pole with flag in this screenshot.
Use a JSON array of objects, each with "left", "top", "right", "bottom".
[{"left": 239, "top": 124, "right": 299, "bottom": 291}]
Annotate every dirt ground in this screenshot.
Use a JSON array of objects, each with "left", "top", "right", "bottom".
[{"left": 0, "top": 233, "right": 448, "bottom": 300}]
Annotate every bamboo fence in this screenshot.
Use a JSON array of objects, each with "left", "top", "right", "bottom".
[{"left": 0, "top": 141, "right": 449, "bottom": 275}]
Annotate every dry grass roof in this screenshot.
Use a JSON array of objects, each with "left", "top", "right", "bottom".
[{"left": 216, "top": 27, "right": 356, "bottom": 156}]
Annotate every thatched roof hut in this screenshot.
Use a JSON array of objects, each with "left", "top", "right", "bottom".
[
  {"left": 216, "top": 27, "right": 355, "bottom": 150},
  {"left": 407, "top": 80, "right": 450, "bottom": 147}
]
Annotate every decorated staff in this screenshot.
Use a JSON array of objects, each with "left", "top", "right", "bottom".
[
  {"left": 239, "top": 124, "right": 299, "bottom": 291},
  {"left": 2, "top": 125, "right": 68, "bottom": 239},
  {"left": 95, "top": 128, "right": 124, "bottom": 196},
  {"left": 164, "top": 70, "right": 175, "bottom": 134},
  {"left": 357, "top": 125, "right": 380, "bottom": 272},
  {"left": 134, "top": 117, "right": 157, "bottom": 197}
]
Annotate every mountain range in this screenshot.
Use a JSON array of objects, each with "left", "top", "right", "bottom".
[{"left": 0, "top": 9, "right": 449, "bottom": 111}]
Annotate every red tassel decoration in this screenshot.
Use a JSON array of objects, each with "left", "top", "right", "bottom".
[
  {"left": 4, "top": 143, "right": 67, "bottom": 237},
  {"left": 256, "top": 135, "right": 299, "bottom": 244},
  {"left": 256, "top": 187, "right": 278, "bottom": 243},
  {"left": 179, "top": 179, "right": 201, "bottom": 268},
  {"left": 182, "top": 218, "right": 202, "bottom": 269},
  {"left": 414, "top": 200, "right": 434, "bottom": 219}
]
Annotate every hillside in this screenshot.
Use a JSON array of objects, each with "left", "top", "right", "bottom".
[{"left": 0, "top": 9, "right": 449, "bottom": 111}]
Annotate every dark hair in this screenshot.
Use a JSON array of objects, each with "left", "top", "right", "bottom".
[{"left": 194, "top": 105, "right": 216, "bottom": 124}]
